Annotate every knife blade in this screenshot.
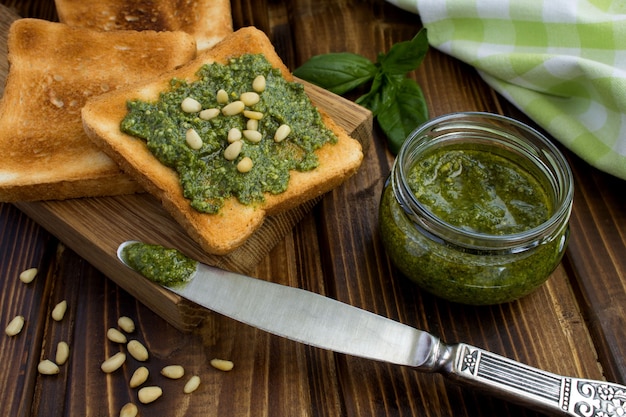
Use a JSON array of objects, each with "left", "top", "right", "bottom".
[{"left": 117, "top": 241, "right": 626, "bottom": 417}]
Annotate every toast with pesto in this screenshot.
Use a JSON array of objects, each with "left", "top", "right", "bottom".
[
  {"left": 54, "top": 0, "right": 233, "bottom": 51},
  {"left": 81, "top": 27, "right": 364, "bottom": 255},
  {"left": 0, "top": 18, "right": 197, "bottom": 202}
]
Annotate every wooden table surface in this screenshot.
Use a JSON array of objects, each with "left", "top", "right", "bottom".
[{"left": 2, "top": 1, "right": 626, "bottom": 416}]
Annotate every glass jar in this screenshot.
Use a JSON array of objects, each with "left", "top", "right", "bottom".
[{"left": 379, "top": 112, "right": 574, "bottom": 305}]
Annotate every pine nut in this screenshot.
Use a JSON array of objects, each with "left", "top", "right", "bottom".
[
  {"left": 243, "top": 130, "right": 262, "bottom": 143},
  {"left": 252, "top": 75, "right": 266, "bottom": 93},
  {"left": 107, "top": 328, "right": 127, "bottom": 344},
  {"left": 19, "top": 267, "right": 37, "bottom": 283},
  {"left": 227, "top": 127, "right": 242, "bottom": 143},
  {"left": 138, "top": 386, "right": 163, "bottom": 404},
  {"left": 243, "top": 110, "right": 263, "bottom": 120},
  {"left": 210, "top": 358, "right": 234, "bottom": 372},
  {"left": 127, "top": 340, "right": 149, "bottom": 361},
  {"left": 224, "top": 141, "right": 243, "bottom": 161},
  {"left": 221, "top": 100, "right": 245, "bottom": 116},
  {"left": 118, "top": 316, "right": 135, "bottom": 333},
  {"left": 101, "top": 352, "right": 126, "bottom": 373},
  {"left": 186, "top": 128, "right": 203, "bottom": 150},
  {"left": 199, "top": 108, "right": 220, "bottom": 120},
  {"left": 274, "top": 124, "right": 291, "bottom": 142},
  {"left": 129, "top": 366, "right": 149, "bottom": 388},
  {"left": 246, "top": 119, "right": 258, "bottom": 131},
  {"left": 237, "top": 157, "right": 253, "bottom": 173},
  {"left": 5, "top": 315, "right": 25, "bottom": 336},
  {"left": 119, "top": 402, "right": 138, "bottom": 417},
  {"left": 183, "top": 375, "right": 201, "bottom": 394},
  {"left": 38, "top": 359, "right": 60, "bottom": 375},
  {"left": 240, "top": 91, "right": 260, "bottom": 106},
  {"left": 161, "top": 365, "right": 185, "bottom": 379},
  {"left": 216, "top": 89, "right": 229, "bottom": 104},
  {"left": 51, "top": 300, "right": 67, "bottom": 321},
  {"left": 55, "top": 341, "right": 70, "bottom": 365},
  {"left": 181, "top": 97, "right": 202, "bottom": 113}
]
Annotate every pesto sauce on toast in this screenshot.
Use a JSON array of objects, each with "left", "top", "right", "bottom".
[{"left": 121, "top": 54, "right": 337, "bottom": 214}]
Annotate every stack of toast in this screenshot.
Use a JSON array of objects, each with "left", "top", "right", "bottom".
[{"left": 0, "top": 2, "right": 364, "bottom": 255}]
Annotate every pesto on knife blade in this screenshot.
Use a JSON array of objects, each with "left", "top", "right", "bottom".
[
  {"left": 121, "top": 54, "right": 337, "bottom": 214},
  {"left": 122, "top": 242, "right": 197, "bottom": 288}
]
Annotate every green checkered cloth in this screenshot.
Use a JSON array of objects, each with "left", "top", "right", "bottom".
[{"left": 387, "top": 0, "right": 626, "bottom": 180}]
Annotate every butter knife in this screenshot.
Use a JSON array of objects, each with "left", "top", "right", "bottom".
[{"left": 117, "top": 241, "right": 626, "bottom": 416}]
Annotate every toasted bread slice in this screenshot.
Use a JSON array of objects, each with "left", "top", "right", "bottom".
[
  {"left": 82, "top": 27, "right": 364, "bottom": 255},
  {"left": 54, "top": 0, "right": 233, "bottom": 51},
  {"left": 0, "top": 18, "right": 197, "bottom": 202}
]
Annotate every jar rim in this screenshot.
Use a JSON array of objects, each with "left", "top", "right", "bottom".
[{"left": 392, "top": 112, "right": 574, "bottom": 251}]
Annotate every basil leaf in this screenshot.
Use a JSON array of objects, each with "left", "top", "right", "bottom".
[
  {"left": 376, "top": 78, "right": 428, "bottom": 154},
  {"left": 355, "top": 71, "right": 384, "bottom": 114},
  {"left": 293, "top": 52, "right": 377, "bottom": 95},
  {"left": 379, "top": 29, "right": 428, "bottom": 76}
]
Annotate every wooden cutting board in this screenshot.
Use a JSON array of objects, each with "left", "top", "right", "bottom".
[{"left": 1, "top": 7, "right": 373, "bottom": 331}]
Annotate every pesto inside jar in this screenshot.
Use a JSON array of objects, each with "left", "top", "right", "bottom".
[
  {"left": 409, "top": 148, "right": 552, "bottom": 235},
  {"left": 120, "top": 54, "right": 337, "bottom": 214},
  {"left": 379, "top": 120, "right": 572, "bottom": 305}
]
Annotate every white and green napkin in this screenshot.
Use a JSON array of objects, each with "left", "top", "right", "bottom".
[{"left": 387, "top": 0, "right": 626, "bottom": 180}]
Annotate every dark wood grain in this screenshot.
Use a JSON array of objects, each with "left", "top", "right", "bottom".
[{"left": 2, "top": 0, "right": 625, "bottom": 416}]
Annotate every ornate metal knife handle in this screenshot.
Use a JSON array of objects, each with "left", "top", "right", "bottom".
[{"left": 437, "top": 343, "right": 626, "bottom": 416}]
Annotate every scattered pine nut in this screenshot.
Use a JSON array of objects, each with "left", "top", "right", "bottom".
[
  {"left": 138, "top": 386, "right": 163, "bottom": 404},
  {"left": 246, "top": 118, "right": 258, "bottom": 131},
  {"left": 129, "top": 366, "right": 149, "bottom": 388},
  {"left": 243, "top": 130, "right": 262, "bottom": 143},
  {"left": 161, "top": 365, "right": 185, "bottom": 380},
  {"left": 227, "top": 127, "right": 242, "bottom": 143},
  {"left": 185, "top": 128, "right": 203, "bottom": 150},
  {"left": 127, "top": 340, "right": 149, "bottom": 362},
  {"left": 240, "top": 91, "right": 260, "bottom": 106},
  {"left": 224, "top": 141, "right": 243, "bottom": 161},
  {"left": 243, "top": 110, "right": 263, "bottom": 120},
  {"left": 118, "top": 316, "right": 135, "bottom": 333},
  {"left": 274, "top": 124, "right": 291, "bottom": 142},
  {"left": 101, "top": 352, "right": 126, "bottom": 373},
  {"left": 181, "top": 97, "right": 202, "bottom": 113},
  {"left": 119, "top": 402, "right": 138, "bottom": 417},
  {"left": 183, "top": 375, "right": 201, "bottom": 394},
  {"left": 51, "top": 300, "right": 67, "bottom": 321},
  {"left": 199, "top": 108, "right": 220, "bottom": 120},
  {"left": 38, "top": 359, "right": 60, "bottom": 375},
  {"left": 5, "top": 315, "right": 25, "bottom": 336},
  {"left": 237, "top": 157, "right": 254, "bottom": 173},
  {"left": 107, "top": 328, "right": 127, "bottom": 344},
  {"left": 210, "top": 358, "right": 234, "bottom": 372},
  {"left": 252, "top": 75, "right": 266, "bottom": 93},
  {"left": 216, "top": 89, "right": 229, "bottom": 104},
  {"left": 55, "top": 341, "right": 70, "bottom": 365},
  {"left": 19, "top": 267, "right": 37, "bottom": 284},
  {"left": 221, "top": 100, "right": 245, "bottom": 116}
]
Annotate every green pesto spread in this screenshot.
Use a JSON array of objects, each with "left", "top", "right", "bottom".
[
  {"left": 379, "top": 148, "right": 567, "bottom": 305},
  {"left": 409, "top": 149, "right": 551, "bottom": 234},
  {"left": 121, "top": 54, "right": 337, "bottom": 214},
  {"left": 122, "top": 242, "right": 197, "bottom": 288}
]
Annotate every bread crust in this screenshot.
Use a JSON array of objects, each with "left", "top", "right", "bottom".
[
  {"left": 0, "top": 18, "right": 197, "bottom": 202},
  {"left": 82, "top": 27, "right": 364, "bottom": 254},
  {"left": 54, "top": 0, "right": 233, "bottom": 51}
]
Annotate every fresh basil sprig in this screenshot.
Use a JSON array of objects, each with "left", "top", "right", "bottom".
[{"left": 293, "top": 29, "right": 429, "bottom": 154}]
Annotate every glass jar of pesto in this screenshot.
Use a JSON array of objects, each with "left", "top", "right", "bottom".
[{"left": 379, "top": 112, "right": 574, "bottom": 305}]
